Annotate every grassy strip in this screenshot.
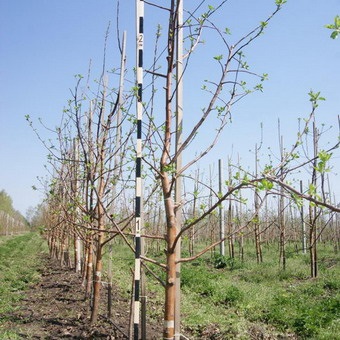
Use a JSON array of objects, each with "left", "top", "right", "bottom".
[
  {"left": 107, "top": 241, "right": 339, "bottom": 339},
  {"left": 0, "top": 233, "right": 47, "bottom": 338},
  {"left": 180, "top": 253, "right": 339, "bottom": 338}
]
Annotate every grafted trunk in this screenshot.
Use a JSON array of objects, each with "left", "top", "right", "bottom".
[
  {"left": 309, "top": 210, "right": 318, "bottom": 278},
  {"left": 90, "top": 230, "right": 104, "bottom": 324},
  {"left": 85, "top": 234, "right": 93, "bottom": 300},
  {"left": 163, "top": 184, "right": 177, "bottom": 339},
  {"left": 255, "top": 219, "right": 263, "bottom": 264}
]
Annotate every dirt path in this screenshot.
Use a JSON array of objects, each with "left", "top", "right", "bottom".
[{"left": 3, "top": 258, "right": 162, "bottom": 339}]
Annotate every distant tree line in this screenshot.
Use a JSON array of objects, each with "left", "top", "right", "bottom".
[{"left": 0, "top": 189, "right": 29, "bottom": 235}]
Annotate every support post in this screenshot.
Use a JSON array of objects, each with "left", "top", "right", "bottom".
[
  {"left": 218, "top": 159, "right": 225, "bottom": 256},
  {"left": 300, "top": 180, "right": 307, "bottom": 254}
]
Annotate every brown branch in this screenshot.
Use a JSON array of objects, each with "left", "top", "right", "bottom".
[
  {"left": 177, "top": 237, "right": 227, "bottom": 264},
  {"left": 267, "top": 176, "right": 340, "bottom": 213},
  {"left": 140, "top": 255, "right": 167, "bottom": 269}
]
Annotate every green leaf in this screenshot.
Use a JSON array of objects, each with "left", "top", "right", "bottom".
[
  {"left": 314, "top": 150, "right": 332, "bottom": 173},
  {"left": 242, "top": 174, "right": 249, "bottom": 185},
  {"left": 330, "top": 31, "right": 339, "bottom": 39},
  {"left": 308, "top": 183, "right": 316, "bottom": 196},
  {"left": 261, "top": 73, "right": 269, "bottom": 81},
  {"left": 241, "top": 61, "right": 249, "bottom": 70},
  {"left": 263, "top": 165, "right": 273, "bottom": 174},
  {"left": 275, "top": 0, "right": 287, "bottom": 5},
  {"left": 200, "top": 203, "right": 207, "bottom": 210},
  {"left": 74, "top": 74, "right": 84, "bottom": 79},
  {"left": 252, "top": 216, "right": 260, "bottom": 224},
  {"left": 308, "top": 90, "right": 326, "bottom": 108},
  {"left": 257, "top": 179, "right": 273, "bottom": 191},
  {"left": 224, "top": 27, "right": 231, "bottom": 35},
  {"left": 336, "top": 15, "right": 340, "bottom": 26},
  {"left": 213, "top": 55, "right": 223, "bottom": 61},
  {"left": 291, "top": 193, "right": 303, "bottom": 208},
  {"left": 254, "top": 83, "right": 264, "bottom": 92},
  {"left": 233, "top": 172, "right": 240, "bottom": 180},
  {"left": 162, "top": 163, "right": 176, "bottom": 173},
  {"left": 325, "top": 15, "right": 340, "bottom": 39},
  {"left": 318, "top": 150, "right": 332, "bottom": 163}
]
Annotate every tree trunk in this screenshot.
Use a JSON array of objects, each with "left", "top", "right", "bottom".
[
  {"left": 279, "top": 194, "right": 286, "bottom": 270},
  {"left": 279, "top": 136, "right": 285, "bottom": 270},
  {"left": 228, "top": 201, "right": 234, "bottom": 259},
  {"left": 162, "top": 181, "right": 177, "bottom": 339},
  {"left": 309, "top": 204, "right": 318, "bottom": 278},
  {"left": 162, "top": 2, "right": 177, "bottom": 336},
  {"left": 90, "top": 232, "right": 104, "bottom": 324},
  {"left": 85, "top": 235, "right": 93, "bottom": 300},
  {"left": 254, "top": 146, "right": 263, "bottom": 263}
]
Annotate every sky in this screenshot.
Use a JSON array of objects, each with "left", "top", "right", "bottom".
[{"left": 0, "top": 0, "right": 339, "bottom": 216}]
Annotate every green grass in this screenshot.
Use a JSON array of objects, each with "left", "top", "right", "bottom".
[
  {"left": 0, "top": 233, "right": 47, "bottom": 337},
  {"left": 106, "top": 240, "right": 340, "bottom": 339}
]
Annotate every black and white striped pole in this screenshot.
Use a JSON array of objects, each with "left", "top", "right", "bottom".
[{"left": 134, "top": 0, "right": 144, "bottom": 339}]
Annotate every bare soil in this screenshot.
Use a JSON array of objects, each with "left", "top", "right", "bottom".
[{"left": 2, "top": 258, "right": 162, "bottom": 339}]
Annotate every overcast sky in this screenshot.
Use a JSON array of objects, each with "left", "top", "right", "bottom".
[{"left": 0, "top": 0, "right": 339, "bottom": 215}]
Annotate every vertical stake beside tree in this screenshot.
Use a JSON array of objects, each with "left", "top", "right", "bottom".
[{"left": 133, "top": 0, "right": 144, "bottom": 338}]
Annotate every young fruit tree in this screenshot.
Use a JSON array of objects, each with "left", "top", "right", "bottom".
[
  {"left": 134, "top": 0, "right": 292, "bottom": 338},
  {"left": 134, "top": 0, "right": 340, "bottom": 338}
]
